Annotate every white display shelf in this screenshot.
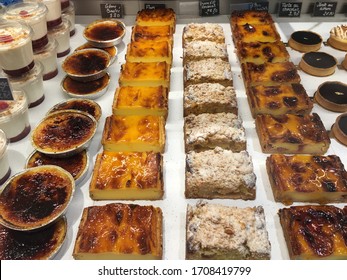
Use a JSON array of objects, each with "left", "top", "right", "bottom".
[{"left": 5, "top": 18, "right": 347, "bottom": 260}]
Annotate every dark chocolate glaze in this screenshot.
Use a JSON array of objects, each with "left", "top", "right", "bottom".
[
  {"left": 291, "top": 31, "right": 322, "bottom": 45},
  {"left": 338, "top": 115, "right": 347, "bottom": 135},
  {"left": 319, "top": 82, "right": 347, "bottom": 105},
  {"left": 302, "top": 52, "right": 337, "bottom": 69}
]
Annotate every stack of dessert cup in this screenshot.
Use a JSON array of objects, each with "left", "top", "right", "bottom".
[{"left": 60, "top": 0, "right": 76, "bottom": 37}]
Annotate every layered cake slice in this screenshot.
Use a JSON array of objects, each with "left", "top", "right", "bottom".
[
  {"left": 186, "top": 202, "right": 271, "bottom": 260},
  {"left": 185, "top": 148, "right": 256, "bottom": 199},
  {"left": 135, "top": 8, "right": 176, "bottom": 31},
  {"left": 182, "top": 23, "right": 225, "bottom": 45},
  {"left": 241, "top": 61, "right": 301, "bottom": 87},
  {"left": 112, "top": 86, "right": 168, "bottom": 117},
  {"left": 131, "top": 25, "right": 173, "bottom": 44},
  {"left": 73, "top": 203, "right": 163, "bottom": 260},
  {"left": 255, "top": 113, "right": 330, "bottom": 154},
  {"left": 236, "top": 41, "right": 290, "bottom": 64},
  {"left": 183, "top": 40, "right": 228, "bottom": 63},
  {"left": 246, "top": 83, "right": 313, "bottom": 117},
  {"left": 232, "top": 23, "right": 280, "bottom": 45},
  {"left": 184, "top": 58, "right": 232, "bottom": 87},
  {"left": 90, "top": 151, "right": 163, "bottom": 200},
  {"left": 278, "top": 205, "right": 347, "bottom": 260},
  {"left": 102, "top": 115, "right": 165, "bottom": 153},
  {"left": 267, "top": 154, "right": 347, "bottom": 205},
  {"left": 119, "top": 61, "right": 170, "bottom": 88},
  {"left": 184, "top": 112, "right": 246, "bottom": 152},
  {"left": 184, "top": 83, "right": 237, "bottom": 116},
  {"left": 126, "top": 41, "right": 172, "bottom": 65}
]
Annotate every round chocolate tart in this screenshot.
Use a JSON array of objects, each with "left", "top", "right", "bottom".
[
  {"left": 331, "top": 113, "right": 347, "bottom": 146},
  {"left": 315, "top": 81, "right": 347, "bottom": 112},
  {"left": 0, "top": 217, "right": 67, "bottom": 260},
  {"left": 299, "top": 51, "right": 337, "bottom": 76},
  {"left": 342, "top": 54, "right": 347, "bottom": 71},
  {"left": 289, "top": 31, "right": 322, "bottom": 52},
  {"left": 0, "top": 166, "right": 74, "bottom": 231}
]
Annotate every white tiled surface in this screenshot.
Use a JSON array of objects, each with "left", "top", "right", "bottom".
[{"left": 5, "top": 19, "right": 347, "bottom": 260}]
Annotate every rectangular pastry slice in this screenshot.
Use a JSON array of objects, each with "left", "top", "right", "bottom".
[
  {"left": 184, "top": 58, "right": 233, "bottom": 87},
  {"left": 131, "top": 25, "right": 173, "bottom": 44},
  {"left": 182, "top": 23, "right": 225, "bottom": 46},
  {"left": 102, "top": 115, "right": 165, "bottom": 153},
  {"left": 73, "top": 203, "right": 163, "bottom": 260},
  {"left": 236, "top": 41, "right": 290, "bottom": 64},
  {"left": 119, "top": 62, "right": 170, "bottom": 88},
  {"left": 267, "top": 154, "right": 347, "bottom": 205},
  {"left": 183, "top": 41, "right": 228, "bottom": 63},
  {"left": 185, "top": 148, "right": 256, "bottom": 199},
  {"left": 112, "top": 86, "right": 168, "bottom": 118},
  {"left": 136, "top": 8, "right": 176, "bottom": 31},
  {"left": 246, "top": 83, "right": 313, "bottom": 118},
  {"left": 184, "top": 112, "right": 246, "bottom": 152},
  {"left": 278, "top": 205, "right": 347, "bottom": 260},
  {"left": 186, "top": 202, "right": 271, "bottom": 260},
  {"left": 230, "top": 10, "right": 275, "bottom": 31},
  {"left": 232, "top": 23, "right": 281, "bottom": 45},
  {"left": 255, "top": 113, "right": 330, "bottom": 154},
  {"left": 184, "top": 83, "right": 237, "bottom": 116},
  {"left": 90, "top": 151, "right": 163, "bottom": 200},
  {"left": 126, "top": 41, "right": 172, "bottom": 65},
  {"left": 241, "top": 61, "right": 301, "bottom": 87}
]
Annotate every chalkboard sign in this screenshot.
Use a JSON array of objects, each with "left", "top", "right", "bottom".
[
  {"left": 313, "top": 1, "right": 337, "bottom": 17},
  {"left": 199, "top": 0, "right": 220, "bottom": 17},
  {"left": 144, "top": 3, "right": 166, "bottom": 10},
  {"left": 100, "top": 3, "right": 123, "bottom": 19},
  {"left": 278, "top": 2, "right": 302, "bottom": 17},
  {"left": 0, "top": 78, "right": 14, "bottom": 101},
  {"left": 249, "top": 2, "right": 269, "bottom": 11}
]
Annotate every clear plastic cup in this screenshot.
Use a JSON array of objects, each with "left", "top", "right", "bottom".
[
  {"left": 0, "top": 89, "right": 30, "bottom": 142},
  {"left": 3, "top": 2, "right": 48, "bottom": 51},
  {"left": 33, "top": 37, "right": 58, "bottom": 80},
  {"left": 62, "top": 1, "right": 75, "bottom": 37},
  {"left": 24, "top": 0, "right": 62, "bottom": 28},
  {"left": 60, "top": 0, "right": 69, "bottom": 10},
  {"left": 0, "top": 21, "right": 34, "bottom": 76},
  {"left": 0, "top": 129, "right": 11, "bottom": 185},
  {"left": 48, "top": 18, "right": 70, "bottom": 57}
]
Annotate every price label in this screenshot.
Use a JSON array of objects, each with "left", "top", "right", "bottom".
[
  {"left": 278, "top": 2, "right": 302, "bottom": 17},
  {"left": 144, "top": 3, "right": 166, "bottom": 10},
  {"left": 0, "top": 78, "right": 14, "bottom": 101},
  {"left": 100, "top": 3, "right": 123, "bottom": 19},
  {"left": 249, "top": 1, "right": 269, "bottom": 11},
  {"left": 199, "top": 0, "right": 220, "bottom": 17},
  {"left": 313, "top": 1, "right": 337, "bottom": 17}
]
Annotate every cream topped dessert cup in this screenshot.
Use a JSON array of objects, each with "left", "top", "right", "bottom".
[
  {"left": 48, "top": 18, "right": 70, "bottom": 57},
  {"left": 0, "top": 21, "right": 34, "bottom": 77},
  {"left": 4, "top": 61, "right": 44, "bottom": 108},
  {"left": 34, "top": 37, "right": 58, "bottom": 80},
  {"left": 328, "top": 25, "right": 347, "bottom": 51},
  {"left": 24, "top": 0, "right": 62, "bottom": 29},
  {"left": 62, "top": 1, "right": 75, "bottom": 36},
  {"left": 0, "top": 129, "right": 11, "bottom": 185},
  {"left": 0, "top": 89, "right": 30, "bottom": 142},
  {"left": 3, "top": 2, "right": 48, "bottom": 51}
]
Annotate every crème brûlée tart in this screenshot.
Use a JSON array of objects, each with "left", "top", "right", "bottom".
[
  {"left": 328, "top": 24, "right": 347, "bottom": 51},
  {"left": 101, "top": 115, "right": 165, "bottom": 153},
  {"left": 278, "top": 205, "right": 347, "bottom": 259},
  {"left": 0, "top": 165, "right": 74, "bottom": 231},
  {"left": 255, "top": 113, "right": 330, "bottom": 154},
  {"left": 73, "top": 203, "right": 163, "bottom": 260},
  {"left": 112, "top": 86, "right": 168, "bottom": 117},
  {"left": 0, "top": 217, "right": 67, "bottom": 260},
  {"left": 90, "top": 151, "right": 163, "bottom": 200},
  {"left": 267, "top": 154, "right": 347, "bottom": 205}
]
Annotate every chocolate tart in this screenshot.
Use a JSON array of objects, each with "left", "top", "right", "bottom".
[
  {"left": 32, "top": 110, "right": 97, "bottom": 158},
  {"left": 0, "top": 166, "right": 74, "bottom": 231},
  {"left": 299, "top": 51, "right": 337, "bottom": 76},
  {"left": 342, "top": 54, "right": 347, "bottom": 70},
  {"left": 47, "top": 99, "right": 102, "bottom": 122},
  {"left": 315, "top": 81, "right": 347, "bottom": 112},
  {"left": 331, "top": 113, "right": 347, "bottom": 146},
  {"left": 26, "top": 150, "right": 89, "bottom": 185},
  {"left": 288, "top": 31, "right": 322, "bottom": 52},
  {"left": 0, "top": 216, "right": 67, "bottom": 260}
]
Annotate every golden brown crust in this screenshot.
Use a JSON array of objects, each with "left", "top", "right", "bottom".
[
  {"left": 73, "top": 203, "right": 163, "bottom": 259},
  {"left": 230, "top": 10, "right": 274, "bottom": 31},
  {"left": 232, "top": 23, "right": 280, "bottom": 45},
  {"left": 131, "top": 25, "right": 173, "bottom": 44},
  {"left": 136, "top": 8, "right": 176, "bottom": 31},
  {"left": 126, "top": 41, "right": 172, "bottom": 64}
]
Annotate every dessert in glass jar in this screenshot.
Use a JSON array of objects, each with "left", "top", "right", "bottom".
[
  {"left": 48, "top": 18, "right": 70, "bottom": 57},
  {"left": 33, "top": 37, "right": 58, "bottom": 80},
  {"left": 0, "top": 129, "right": 11, "bottom": 185}
]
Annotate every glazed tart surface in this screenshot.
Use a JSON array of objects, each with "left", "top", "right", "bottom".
[
  {"left": 288, "top": 30, "right": 322, "bottom": 52},
  {"left": 315, "top": 81, "right": 347, "bottom": 112},
  {"left": 299, "top": 51, "right": 337, "bottom": 76}
]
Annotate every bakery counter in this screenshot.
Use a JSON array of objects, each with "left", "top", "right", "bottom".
[{"left": 3, "top": 18, "right": 347, "bottom": 260}]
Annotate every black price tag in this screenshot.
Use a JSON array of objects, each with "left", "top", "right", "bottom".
[
  {"left": 100, "top": 3, "right": 123, "bottom": 19},
  {"left": 199, "top": 0, "right": 220, "bottom": 17},
  {"left": 0, "top": 78, "right": 14, "bottom": 101},
  {"left": 144, "top": 3, "right": 166, "bottom": 10},
  {"left": 313, "top": 1, "right": 337, "bottom": 17},
  {"left": 249, "top": 2, "right": 269, "bottom": 11},
  {"left": 278, "top": 2, "right": 302, "bottom": 17}
]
